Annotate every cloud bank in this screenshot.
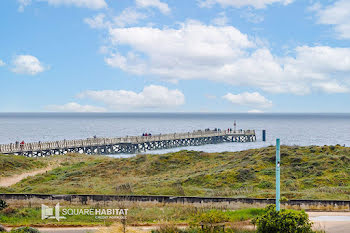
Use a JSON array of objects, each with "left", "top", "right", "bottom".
[
  {"left": 46, "top": 102, "right": 106, "bottom": 112},
  {"left": 312, "top": 0, "right": 350, "bottom": 39},
  {"left": 223, "top": 92, "right": 272, "bottom": 108},
  {"left": 17, "top": 0, "right": 107, "bottom": 11},
  {"left": 198, "top": 0, "right": 293, "bottom": 9},
  {"left": 77, "top": 85, "right": 185, "bottom": 110},
  {"left": 102, "top": 21, "right": 350, "bottom": 95}
]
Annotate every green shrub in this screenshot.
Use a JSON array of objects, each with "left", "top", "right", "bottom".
[
  {"left": 0, "top": 199, "right": 8, "bottom": 211},
  {"left": 193, "top": 209, "right": 229, "bottom": 225},
  {"left": 190, "top": 210, "right": 230, "bottom": 232},
  {"left": 254, "top": 205, "right": 314, "bottom": 233},
  {"left": 290, "top": 157, "right": 302, "bottom": 164},
  {"left": 261, "top": 169, "right": 273, "bottom": 175},
  {"left": 1, "top": 207, "right": 16, "bottom": 215},
  {"left": 10, "top": 227, "right": 40, "bottom": 233},
  {"left": 258, "top": 181, "right": 273, "bottom": 189},
  {"left": 236, "top": 168, "right": 255, "bottom": 182},
  {"left": 309, "top": 148, "right": 316, "bottom": 153}
]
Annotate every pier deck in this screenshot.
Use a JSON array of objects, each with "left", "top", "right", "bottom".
[{"left": 0, "top": 129, "right": 256, "bottom": 157}]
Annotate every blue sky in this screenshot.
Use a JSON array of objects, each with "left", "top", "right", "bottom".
[{"left": 1, "top": 0, "right": 350, "bottom": 112}]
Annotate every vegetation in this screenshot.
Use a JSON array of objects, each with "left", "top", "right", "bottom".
[
  {"left": 0, "top": 155, "right": 47, "bottom": 177},
  {"left": 0, "top": 202, "right": 326, "bottom": 232},
  {"left": 1, "top": 145, "right": 350, "bottom": 200},
  {"left": 151, "top": 224, "right": 255, "bottom": 233},
  {"left": 0, "top": 203, "right": 262, "bottom": 227},
  {"left": 10, "top": 227, "right": 40, "bottom": 233},
  {"left": 0, "top": 200, "right": 8, "bottom": 211},
  {"left": 149, "top": 207, "right": 318, "bottom": 233},
  {"left": 0, "top": 206, "right": 110, "bottom": 226},
  {"left": 253, "top": 205, "right": 314, "bottom": 233},
  {"left": 0, "top": 225, "right": 41, "bottom": 233},
  {"left": 191, "top": 209, "right": 264, "bottom": 226}
]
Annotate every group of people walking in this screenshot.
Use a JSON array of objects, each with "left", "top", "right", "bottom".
[{"left": 15, "top": 140, "right": 25, "bottom": 149}]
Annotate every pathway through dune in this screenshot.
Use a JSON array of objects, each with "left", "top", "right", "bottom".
[{"left": 0, "top": 167, "right": 54, "bottom": 187}]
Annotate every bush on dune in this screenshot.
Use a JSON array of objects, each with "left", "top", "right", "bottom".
[
  {"left": 10, "top": 227, "right": 40, "bottom": 233},
  {"left": 253, "top": 205, "right": 314, "bottom": 233}
]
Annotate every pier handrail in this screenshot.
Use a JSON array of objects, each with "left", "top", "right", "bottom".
[{"left": 0, "top": 129, "right": 255, "bottom": 154}]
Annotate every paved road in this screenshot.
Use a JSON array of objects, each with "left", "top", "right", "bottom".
[{"left": 308, "top": 212, "right": 350, "bottom": 233}]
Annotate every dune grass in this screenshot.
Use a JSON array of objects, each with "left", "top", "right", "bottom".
[
  {"left": 0, "top": 154, "right": 48, "bottom": 177},
  {"left": 0, "top": 203, "right": 263, "bottom": 227},
  {"left": 0, "top": 145, "right": 349, "bottom": 200}
]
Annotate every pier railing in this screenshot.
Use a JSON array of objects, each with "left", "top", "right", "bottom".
[{"left": 0, "top": 129, "right": 255, "bottom": 154}]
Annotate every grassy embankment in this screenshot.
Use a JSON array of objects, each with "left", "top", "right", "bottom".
[
  {"left": 0, "top": 155, "right": 47, "bottom": 177},
  {"left": 0, "top": 203, "right": 264, "bottom": 227},
  {"left": 0, "top": 145, "right": 349, "bottom": 199}
]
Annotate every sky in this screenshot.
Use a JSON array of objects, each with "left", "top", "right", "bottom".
[{"left": 1, "top": 0, "right": 350, "bottom": 113}]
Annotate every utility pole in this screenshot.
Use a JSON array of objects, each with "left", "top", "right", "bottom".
[{"left": 276, "top": 138, "right": 280, "bottom": 211}]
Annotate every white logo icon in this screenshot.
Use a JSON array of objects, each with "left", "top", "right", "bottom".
[{"left": 41, "top": 203, "right": 66, "bottom": 221}]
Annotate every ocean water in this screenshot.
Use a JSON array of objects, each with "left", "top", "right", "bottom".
[{"left": 0, "top": 113, "right": 349, "bottom": 156}]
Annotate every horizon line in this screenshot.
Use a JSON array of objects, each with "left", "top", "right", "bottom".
[{"left": 1, "top": 112, "right": 350, "bottom": 114}]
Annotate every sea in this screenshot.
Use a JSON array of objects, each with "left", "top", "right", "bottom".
[{"left": 0, "top": 113, "right": 349, "bottom": 157}]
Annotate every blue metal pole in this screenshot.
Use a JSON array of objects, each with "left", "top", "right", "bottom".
[
  {"left": 262, "top": 130, "right": 266, "bottom": 141},
  {"left": 276, "top": 138, "right": 280, "bottom": 211}
]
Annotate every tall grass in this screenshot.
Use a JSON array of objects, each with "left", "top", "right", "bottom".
[{"left": 1, "top": 145, "right": 350, "bottom": 200}]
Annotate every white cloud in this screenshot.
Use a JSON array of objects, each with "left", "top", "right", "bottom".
[
  {"left": 85, "top": 9, "right": 148, "bottom": 29},
  {"left": 312, "top": 0, "right": 350, "bottom": 39},
  {"left": 46, "top": 102, "right": 106, "bottom": 112},
  {"left": 12, "top": 55, "right": 46, "bottom": 75},
  {"left": 17, "top": 0, "right": 31, "bottom": 12},
  {"left": 113, "top": 8, "right": 148, "bottom": 27},
  {"left": 240, "top": 10, "right": 264, "bottom": 23},
  {"left": 199, "top": 0, "right": 293, "bottom": 9},
  {"left": 0, "top": 59, "right": 5, "bottom": 67},
  {"left": 44, "top": 0, "right": 107, "bottom": 9},
  {"left": 312, "top": 81, "right": 349, "bottom": 94},
  {"left": 307, "top": 2, "right": 321, "bottom": 12},
  {"left": 288, "top": 46, "right": 350, "bottom": 73},
  {"left": 212, "top": 12, "right": 229, "bottom": 26},
  {"left": 77, "top": 85, "right": 185, "bottom": 110},
  {"left": 106, "top": 20, "right": 254, "bottom": 76},
  {"left": 84, "top": 13, "right": 110, "bottom": 29},
  {"left": 248, "top": 109, "right": 264, "bottom": 113},
  {"left": 223, "top": 92, "right": 272, "bottom": 108},
  {"left": 103, "top": 21, "right": 350, "bottom": 95},
  {"left": 18, "top": 0, "right": 107, "bottom": 10},
  {"left": 136, "top": 0, "right": 170, "bottom": 14}
]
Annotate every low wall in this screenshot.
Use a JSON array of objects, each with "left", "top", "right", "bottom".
[{"left": 1, "top": 194, "right": 349, "bottom": 211}]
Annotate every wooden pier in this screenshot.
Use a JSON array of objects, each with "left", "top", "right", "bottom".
[{"left": 0, "top": 129, "right": 256, "bottom": 157}]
